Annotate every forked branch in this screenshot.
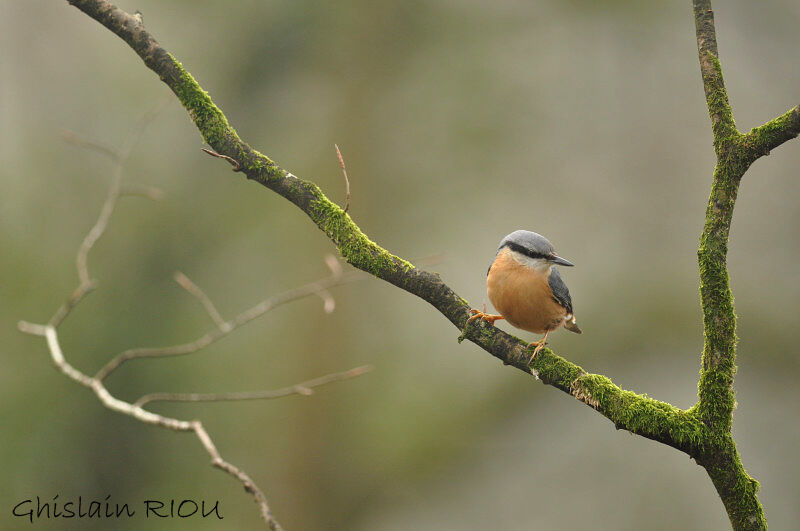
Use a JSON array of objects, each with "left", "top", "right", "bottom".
[{"left": 691, "top": 1, "right": 798, "bottom": 529}]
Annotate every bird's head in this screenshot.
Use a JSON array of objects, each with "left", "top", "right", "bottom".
[{"left": 497, "top": 230, "right": 573, "bottom": 272}]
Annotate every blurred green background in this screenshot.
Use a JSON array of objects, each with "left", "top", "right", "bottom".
[{"left": 2, "top": 1, "right": 799, "bottom": 529}]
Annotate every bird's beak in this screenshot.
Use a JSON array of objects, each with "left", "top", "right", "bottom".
[{"left": 550, "top": 255, "right": 574, "bottom": 267}]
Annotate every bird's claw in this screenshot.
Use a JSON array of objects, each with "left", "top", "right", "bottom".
[
  {"left": 459, "top": 307, "right": 504, "bottom": 343},
  {"left": 527, "top": 332, "right": 550, "bottom": 365},
  {"left": 466, "top": 307, "right": 504, "bottom": 326},
  {"left": 528, "top": 342, "right": 545, "bottom": 365}
]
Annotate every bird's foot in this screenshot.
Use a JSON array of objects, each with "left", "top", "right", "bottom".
[
  {"left": 527, "top": 332, "right": 550, "bottom": 365},
  {"left": 458, "top": 305, "right": 504, "bottom": 343},
  {"left": 466, "top": 306, "right": 504, "bottom": 326}
]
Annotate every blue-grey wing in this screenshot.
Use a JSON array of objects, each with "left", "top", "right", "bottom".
[{"left": 548, "top": 267, "right": 573, "bottom": 314}]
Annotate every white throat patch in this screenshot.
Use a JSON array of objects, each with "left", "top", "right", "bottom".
[{"left": 507, "top": 249, "right": 552, "bottom": 274}]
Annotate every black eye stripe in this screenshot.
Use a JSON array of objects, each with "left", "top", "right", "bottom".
[{"left": 502, "top": 241, "right": 550, "bottom": 261}]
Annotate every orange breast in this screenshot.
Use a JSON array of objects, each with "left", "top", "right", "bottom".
[{"left": 486, "top": 249, "right": 567, "bottom": 334}]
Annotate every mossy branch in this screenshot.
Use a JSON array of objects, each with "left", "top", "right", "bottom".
[
  {"left": 740, "top": 105, "right": 800, "bottom": 162},
  {"left": 692, "top": 1, "right": 798, "bottom": 529},
  {"left": 66, "top": 0, "right": 797, "bottom": 528}
]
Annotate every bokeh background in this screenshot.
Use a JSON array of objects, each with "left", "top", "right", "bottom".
[{"left": 2, "top": 1, "right": 799, "bottom": 529}]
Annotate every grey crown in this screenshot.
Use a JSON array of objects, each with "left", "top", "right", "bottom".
[{"left": 497, "top": 230, "right": 555, "bottom": 256}]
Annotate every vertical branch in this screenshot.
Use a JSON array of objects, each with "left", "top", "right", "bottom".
[
  {"left": 692, "top": 0, "right": 744, "bottom": 435},
  {"left": 693, "top": 1, "right": 738, "bottom": 154},
  {"left": 691, "top": 2, "right": 774, "bottom": 529}
]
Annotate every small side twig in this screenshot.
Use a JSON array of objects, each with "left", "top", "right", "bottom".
[
  {"left": 173, "top": 271, "right": 230, "bottom": 332},
  {"left": 202, "top": 147, "right": 241, "bottom": 171},
  {"left": 95, "top": 264, "right": 366, "bottom": 382},
  {"left": 134, "top": 365, "right": 372, "bottom": 407},
  {"left": 317, "top": 253, "right": 343, "bottom": 313},
  {"left": 334, "top": 144, "right": 350, "bottom": 213},
  {"left": 60, "top": 130, "right": 121, "bottom": 162}
]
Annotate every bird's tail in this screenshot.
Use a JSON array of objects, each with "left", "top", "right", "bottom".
[{"left": 564, "top": 315, "right": 582, "bottom": 334}]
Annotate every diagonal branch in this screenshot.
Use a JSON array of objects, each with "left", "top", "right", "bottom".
[{"left": 173, "top": 271, "right": 230, "bottom": 332}]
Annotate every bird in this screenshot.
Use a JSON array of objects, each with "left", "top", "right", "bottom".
[{"left": 467, "top": 230, "right": 581, "bottom": 362}]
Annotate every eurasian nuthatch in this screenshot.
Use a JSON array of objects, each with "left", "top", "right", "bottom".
[{"left": 468, "top": 230, "right": 581, "bottom": 360}]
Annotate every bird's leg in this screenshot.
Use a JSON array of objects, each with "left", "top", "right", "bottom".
[
  {"left": 467, "top": 303, "right": 504, "bottom": 326},
  {"left": 528, "top": 330, "right": 550, "bottom": 364}
]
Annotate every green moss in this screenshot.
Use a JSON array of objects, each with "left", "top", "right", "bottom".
[
  {"left": 569, "top": 373, "right": 709, "bottom": 451},
  {"left": 479, "top": 325, "right": 496, "bottom": 345},
  {"left": 703, "top": 435, "right": 767, "bottom": 529},
  {"left": 703, "top": 55, "right": 740, "bottom": 154},
  {"left": 695, "top": 155, "right": 744, "bottom": 432},
  {"left": 240, "top": 148, "right": 287, "bottom": 183},
  {"left": 309, "top": 197, "right": 413, "bottom": 276},
  {"left": 533, "top": 350, "right": 585, "bottom": 387},
  {"left": 168, "top": 55, "right": 238, "bottom": 149},
  {"left": 741, "top": 106, "right": 800, "bottom": 160}
]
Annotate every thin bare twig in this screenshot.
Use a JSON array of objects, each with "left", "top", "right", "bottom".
[
  {"left": 70, "top": 97, "right": 169, "bottom": 288},
  {"left": 95, "top": 268, "right": 366, "bottom": 381},
  {"left": 48, "top": 280, "right": 98, "bottom": 327},
  {"left": 121, "top": 92, "right": 173, "bottom": 158},
  {"left": 334, "top": 144, "right": 350, "bottom": 213},
  {"left": 75, "top": 161, "right": 123, "bottom": 286},
  {"left": 192, "top": 421, "right": 280, "bottom": 529},
  {"left": 317, "top": 288, "right": 336, "bottom": 314},
  {"left": 324, "top": 253, "right": 343, "bottom": 279},
  {"left": 202, "top": 147, "right": 241, "bottom": 171},
  {"left": 60, "top": 130, "right": 121, "bottom": 162},
  {"left": 61, "top": 96, "right": 170, "bottom": 298},
  {"left": 134, "top": 365, "right": 372, "bottom": 407},
  {"left": 16, "top": 323, "right": 281, "bottom": 530},
  {"left": 173, "top": 271, "right": 230, "bottom": 332},
  {"left": 317, "top": 253, "right": 343, "bottom": 313}
]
